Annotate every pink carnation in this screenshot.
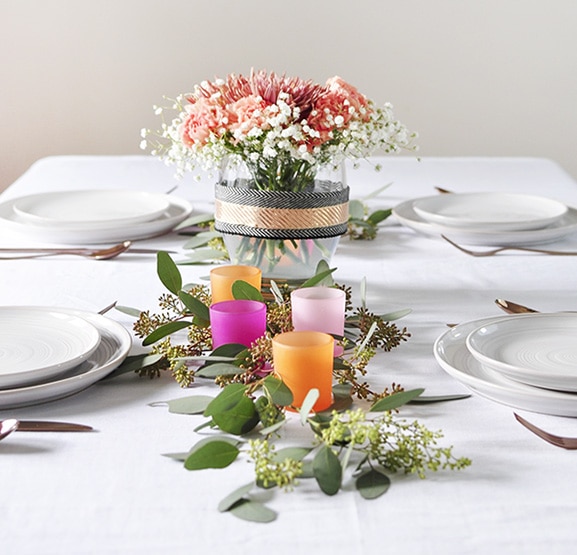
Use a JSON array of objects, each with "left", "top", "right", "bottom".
[
  {"left": 227, "top": 95, "right": 269, "bottom": 136},
  {"left": 180, "top": 97, "right": 227, "bottom": 147}
]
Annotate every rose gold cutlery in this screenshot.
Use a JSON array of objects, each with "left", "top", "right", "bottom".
[
  {"left": 441, "top": 234, "right": 577, "bottom": 256},
  {"left": 514, "top": 413, "right": 577, "bottom": 450},
  {"left": 0, "top": 418, "right": 93, "bottom": 440},
  {"left": 494, "top": 299, "right": 538, "bottom": 314}
]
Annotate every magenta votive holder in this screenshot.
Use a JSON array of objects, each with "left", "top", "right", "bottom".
[{"left": 210, "top": 300, "right": 267, "bottom": 349}]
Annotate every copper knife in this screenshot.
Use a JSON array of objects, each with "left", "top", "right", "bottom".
[{"left": 15, "top": 421, "right": 93, "bottom": 432}]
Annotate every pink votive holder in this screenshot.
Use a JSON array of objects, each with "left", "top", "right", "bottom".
[
  {"left": 210, "top": 300, "right": 267, "bottom": 349},
  {"left": 291, "top": 286, "right": 346, "bottom": 355}
]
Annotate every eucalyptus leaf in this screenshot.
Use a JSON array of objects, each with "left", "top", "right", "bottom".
[
  {"left": 182, "top": 231, "right": 221, "bottom": 249},
  {"left": 299, "top": 389, "right": 320, "bottom": 424},
  {"left": 157, "top": 251, "right": 182, "bottom": 294},
  {"left": 196, "top": 363, "right": 245, "bottom": 378},
  {"left": 178, "top": 290, "right": 210, "bottom": 325},
  {"left": 301, "top": 267, "right": 336, "bottom": 288},
  {"left": 263, "top": 376, "right": 293, "bottom": 407},
  {"left": 360, "top": 276, "right": 367, "bottom": 310},
  {"left": 259, "top": 420, "right": 286, "bottom": 436},
  {"left": 207, "top": 343, "right": 248, "bottom": 361},
  {"left": 370, "top": 388, "right": 426, "bottom": 412},
  {"left": 228, "top": 499, "right": 277, "bottom": 523},
  {"left": 204, "top": 383, "right": 248, "bottom": 417},
  {"left": 269, "top": 280, "right": 285, "bottom": 305},
  {"left": 103, "top": 353, "right": 164, "bottom": 379},
  {"left": 348, "top": 199, "right": 366, "bottom": 220},
  {"left": 113, "top": 305, "right": 142, "bottom": 317},
  {"left": 232, "top": 280, "right": 264, "bottom": 302},
  {"left": 356, "top": 467, "right": 391, "bottom": 499},
  {"left": 166, "top": 395, "right": 214, "bottom": 415},
  {"left": 367, "top": 208, "right": 392, "bottom": 225},
  {"left": 378, "top": 308, "right": 412, "bottom": 321},
  {"left": 162, "top": 452, "right": 189, "bottom": 462},
  {"left": 184, "top": 440, "right": 239, "bottom": 470},
  {"left": 218, "top": 482, "right": 254, "bottom": 512},
  {"left": 211, "top": 395, "right": 259, "bottom": 435},
  {"left": 174, "top": 212, "right": 215, "bottom": 230},
  {"left": 361, "top": 182, "right": 392, "bottom": 200},
  {"left": 313, "top": 445, "right": 342, "bottom": 495},
  {"left": 273, "top": 446, "right": 312, "bottom": 463},
  {"left": 177, "top": 248, "right": 229, "bottom": 264},
  {"left": 142, "top": 320, "right": 191, "bottom": 346},
  {"left": 409, "top": 393, "right": 471, "bottom": 404}
]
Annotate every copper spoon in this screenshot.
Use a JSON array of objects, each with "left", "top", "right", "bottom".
[
  {"left": 0, "top": 241, "right": 133, "bottom": 260},
  {"left": 0, "top": 418, "right": 19, "bottom": 441}
]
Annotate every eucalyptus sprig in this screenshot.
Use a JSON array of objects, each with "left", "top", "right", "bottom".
[{"left": 159, "top": 385, "right": 471, "bottom": 523}]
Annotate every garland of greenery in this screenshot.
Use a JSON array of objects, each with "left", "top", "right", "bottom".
[{"left": 114, "top": 253, "right": 471, "bottom": 522}]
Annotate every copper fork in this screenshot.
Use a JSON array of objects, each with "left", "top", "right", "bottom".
[
  {"left": 441, "top": 235, "right": 577, "bottom": 256},
  {"left": 514, "top": 413, "right": 577, "bottom": 449}
]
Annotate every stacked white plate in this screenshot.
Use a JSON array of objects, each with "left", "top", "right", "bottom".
[
  {"left": 434, "top": 312, "right": 577, "bottom": 416},
  {"left": 0, "top": 306, "right": 131, "bottom": 409},
  {"left": 392, "top": 192, "right": 577, "bottom": 245},
  {"left": 0, "top": 190, "right": 193, "bottom": 244}
]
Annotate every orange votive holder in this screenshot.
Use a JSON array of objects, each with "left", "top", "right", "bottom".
[
  {"left": 210, "top": 265, "right": 262, "bottom": 303},
  {"left": 272, "top": 331, "right": 334, "bottom": 412}
]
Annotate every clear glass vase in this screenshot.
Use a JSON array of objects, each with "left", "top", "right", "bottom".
[{"left": 214, "top": 159, "right": 349, "bottom": 280}]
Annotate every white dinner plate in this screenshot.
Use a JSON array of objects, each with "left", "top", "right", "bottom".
[
  {"left": 12, "top": 190, "right": 171, "bottom": 228},
  {"left": 0, "top": 308, "right": 131, "bottom": 409},
  {"left": 433, "top": 316, "right": 577, "bottom": 417},
  {"left": 412, "top": 193, "right": 567, "bottom": 231},
  {"left": 0, "top": 194, "right": 193, "bottom": 244},
  {"left": 392, "top": 198, "right": 577, "bottom": 246},
  {"left": 0, "top": 307, "right": 101, "bottom": 389},
  {"left": 466, "top": 313, "right": 577, "bottom": 392}
]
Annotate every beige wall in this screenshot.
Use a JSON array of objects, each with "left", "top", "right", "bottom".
[{"left": 2, "top": 0, "right": 577, "bottom": 191}]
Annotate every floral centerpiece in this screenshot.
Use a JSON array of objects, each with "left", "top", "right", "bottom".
[{"left": 141, "top": 70, "right": 417, "bottom": 278}]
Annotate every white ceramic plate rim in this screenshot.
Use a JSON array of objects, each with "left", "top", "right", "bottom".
[
  {"left": 466, "top": 313, "right": 577, "bottom": 391},
  {"left": 392, "top": 198, "right": 577, "bottom": 246},
  {"left": 0, "top": 195, "right": 193, "bottom": 244},
  {"left": 433, "top": 315, "right": 577, "bottom": 416},
  {"left": 413, "top": 193, "right": 567, "bottom": 231},
  {"left": 0, "top": 307, "right": 101, "bottom": 388},
  {"left": 12, "top": 190, "right": 171, "bottom": 228},
  {"left": 0, "top": 307, "right": 131, "bottom": 409}
]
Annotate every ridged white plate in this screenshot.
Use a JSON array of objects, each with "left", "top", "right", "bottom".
[
  {"left": 0, "top": 307, "right": 101, "bottom": 388},
  {"left": 0, "top": 194, "right": 192, "bottom": 244},
  {"left": 466, "top": 313, "right": 577, "bottom": 392},
  {"left": 413, "top": 193, "right": 567, "bottom": 231},
  {"left": 0, "top": 308, "right": 131, "bottom": 409},
  {"left": 393, "top": 198, "right": 577, "bottom": 246},
  {"left": 433, "top": 316, "right": 577, "bottom": 416},
  {"left": 13, "top": 190, "right": 171, "bottom": 228}
]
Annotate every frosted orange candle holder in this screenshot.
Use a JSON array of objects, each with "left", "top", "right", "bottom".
[
  {"left": 272, "top": 331, "right": 334, "bottom": 412},
  {"left": 210, "top": 265, "right": 262, "bottom": 303}
]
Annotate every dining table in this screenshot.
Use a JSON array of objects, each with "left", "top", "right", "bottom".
[{"left": 1, "top": 154, "right": 577, "bottom": 555}]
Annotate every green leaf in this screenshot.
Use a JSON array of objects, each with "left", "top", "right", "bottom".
[
  {"left": 228, "top": 499, "right": 277, "bottom": 523},
  {"left": 178, "top": 291, "right": 210, "bottom": 325},
  {"left": 263, "top": 376, "right": 293, "bottom": 407},
  {"left": 204, "top": 383, "right": 248, "bottom": 417},
  {"left": 319, "top": 384, "right": 353, "bottom": 414},
  {"left": 174, "top": 212, "right": 215, "bottom": 230},
  {"left": 218, "top": 482, "right": 254, "bottom": 512},
  {"left": 166, "top": 395, "right": 214, "bottom": 415},
  {"left": 299, "top": 389, "right": 320, "bottom": 424},
  {"left": 212, "top": 395, "right": 260, "bottom": 435},
  {"left": 361, "top": 182, "right": 393, "bottom": 200},
  {"left": 370, "top": 388, "right": 426, "bottom": 412},
  {"left": 184, "top": 440, "right": 240, "bottom": 470},
  {"left": 313, "top": 445, "right": 342, "bottom": 495},
  {"left": 182, "top": 231, "right": 221, "bottom": 249},
  {"left": 348, "top": 199, "right": 365, "bottom": 220},
  {"left": 269, "top": 280, "right": 285, "bottom": 305},
  {"left": 113, "top": 305, "right": 142, "bottom": 317},
  {"left": 157, "top": 251, "right": 182, "bottom": 294},
  {"left": 231, "top": 280, "right": 264, "bottom": 301},
  {"left": 103, "top": 353, "right": 164, "bottom": 379},
  {"left": 273, "top": 447, "right": 312, "bottom": 462},
  {"left": 162, "top": 452, "right": 189, "bottom": 461},
  {"left": 356, "top": 467, "right": 391, "bottom": 499},
  {"left": 409, "top": 393, "right": 471, "bottom": 404},
  {"left": 177, "top": 248, "right": 229, "bottom": 264},
  {"left": 196, "top": 363, "right": 245, "bottom": 378},
  {"left": 207, "top": 343, "right": 248, "bottom": 361},
  {"left": 378, "top": 308, "right": 412, "bottom": 321},
  {"left": 301, "top": 266, "right": 336, "bottom": 288},
  {"left": 142, "top": 320, "right": 191, "bottom": 346},
  {"left": 367, "top": 208, "right": 392, "bottom": 225},
  {"left": 259, "top": 420, "right": 286, "bottom": 436}
]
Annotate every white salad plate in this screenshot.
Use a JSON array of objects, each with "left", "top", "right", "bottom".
[
  {"left": 412, "top": 193, "right": 567, "bottom": 231},
  {"left": 0, "top": 193, "right": 192, "bottom": 244},
  {"left": 433, "top": 316, "right": 577, "bottom": 417},
  {"left": 0, "top": 307, "right": 101, "bottom": 389},
  {"left": 466, "top": 313, "right": 577, "bottom": 392},
  {"left": 392, "top": 198, "right": 577, "bottom": 246},
  {"left": 12, "top": 190, "right": 171, "bottom": 228},
  {"left": 0, "top": 308, "right": 131, "bottom": 409}
]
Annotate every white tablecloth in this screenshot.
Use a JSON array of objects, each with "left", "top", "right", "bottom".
[{"left": 1, "top": 155, "right": 577, "bottom": 555}]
